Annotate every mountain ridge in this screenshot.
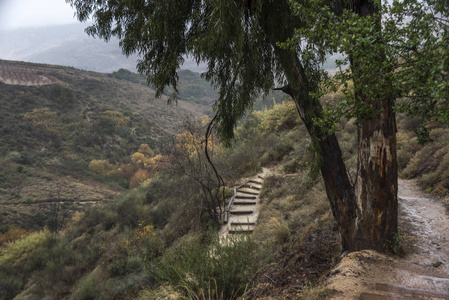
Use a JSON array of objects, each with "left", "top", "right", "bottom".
[{"left": 0, "top": 23, "right": 207, "bottom": 73}]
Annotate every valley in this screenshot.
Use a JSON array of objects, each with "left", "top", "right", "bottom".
[{"left": 0, "top": 59, "right": 214, "bottom": 231}]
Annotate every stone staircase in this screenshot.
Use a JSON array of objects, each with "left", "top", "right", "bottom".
[{"left": 220, "top": 169, "right": 267, "bottom": 236}]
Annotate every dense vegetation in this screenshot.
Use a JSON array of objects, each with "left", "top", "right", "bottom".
[
  {"left": 66, "top": 0, "right": 448, "bottom": 252},
  {"left": 0, "top": 94, "right": 335, "bottom": 299},
  {"left": 0, "top": 60, "right": 213, "bottom": 231},
  {"left": 2, "top": 63, "right": 448, "bottom": 298}
]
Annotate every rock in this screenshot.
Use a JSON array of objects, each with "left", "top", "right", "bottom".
[
  {"left": 432, "top": 261, "right": 442, "bottom": 268},
  {"left": 340, "top": 251, "right": 348, "bottom": 259},
  {"left": 330, "top": 269, "right": 341, "bottom": 276}
]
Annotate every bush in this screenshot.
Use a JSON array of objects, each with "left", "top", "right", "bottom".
[
  {"left": 0, "top": 230, "right": 51, "bottom": 265},
  {"left": 0, "top": 263, "right": 24, "bottom": 300},
  {"left": 149, "top": 233, "right": 260, "bottom": 299},
  {"left": 129, "top": 169, "right": 150, "bottom": 188},
  {"left": 0, "top": 227, "right": 31, "bottom": 248},
  {"left": 71, "top": 266, "right": 103, "bottom": 300}
]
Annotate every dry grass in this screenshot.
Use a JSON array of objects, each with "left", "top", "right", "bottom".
[{"left": 246, "top": 170, "right": 338, "bottom": 299}]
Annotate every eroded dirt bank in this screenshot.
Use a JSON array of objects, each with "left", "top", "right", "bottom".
[{"left": 327, "top": 179, "right": 449, "bottom": 299}]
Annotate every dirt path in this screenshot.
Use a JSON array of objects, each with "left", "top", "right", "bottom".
[{"left": 327, "top": 179, "right": 449, "bottom": 299}]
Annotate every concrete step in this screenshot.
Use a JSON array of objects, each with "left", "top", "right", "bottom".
[
  {"left": 236, "top": 188, "right": 259, "bottom": 195},
  {"left": 221, "top": 170, "right": 266, "bottom": 237},
  {"left": 229, "top": 229, "right": 253, "bottom": 234},
  {"left": 233, "top": 201, "right": 257, "bottom": 205},
  {"left": 235, "top": 194, "right": 256, "bottom": 200},
  {"left": 250, "top": 178, "right": 263, "bottom": 184},
  {"left": 231, "top": 222, "right": 256, "bottom": 226},
  {"left": 243, "top": 183, "right": 261, "bottom": 191},
  {"left": 229, "top": 223, "right": 255, "bottom": 233},
  {"left": 231, "top": 216, "right": 257, "bottom": 224},
  {"left": 229, "top": 210, "right": 253, "bottom": 215}
]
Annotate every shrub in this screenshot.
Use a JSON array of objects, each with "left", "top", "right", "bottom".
[
  {"left": 130, "top": 169, "right": 150, "bottom": 188},
  {"left": 0, "top": 230, "right": 51, "bottom": 265},
  {"left": 0, "top": 264, "right": 24, "bottom": 300},
  {"left": 114, "top": 188, "right": 150, "bottom": 228},
  {"left": 88, "top": 159, "right": 115, "bottom": 175},
  {"left": 267, "top": 218, "right": 291, "bottom": 244},
  {"left": 71, "top": 266, "right": 103, "bottom": 300},
  {"left": 0, "top": 227, "right": 31, "bottom": 248},
  {"left": 149, "top": 233, "right": 260, "bottom": 299},
  {"left": 96, "top": 110, "right": 130, "bottom": 135},
  {"left": 255, "top": 101, "right": 300, "bottom": 133}
]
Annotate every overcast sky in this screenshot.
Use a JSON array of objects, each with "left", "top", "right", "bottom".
[{"left": 0, "top": 0, "right": 79, "bottom": 30}]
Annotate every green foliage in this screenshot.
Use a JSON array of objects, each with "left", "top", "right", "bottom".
[
  {"left": 0, "top": 263, "right": 24, "bottom": 300},
  {"left": 389, "top": 232, "right": 404, "bottom": 254},
  {"left": 288, "top": 0, "right": 449, "bottom": 128},
  {"left": 5, "top": 151, "right": 21, "bottom": 163},
  {"left": 96, "top": 110, "right": 129, "bottom": 135},
  {"left": 109, "top": 68, "right": 147, "bottom": 85},
  {"left": 254, "top": 101, "right": 300, "bottom": 133},
  {"left": 71, "top": 266, "right": 103, "bottom": 300},
  {"left": 0, "top": 230, "right": 51, "bottom": 265},
  {"left": 149, "top": 233, "right": 259, "bottom": 299},
  {"left": 0, "top": 90, "right": 358, "bottom": 299},
  {"left": 0, "top": 60, "right": 211, "bottom": 190},
  {"left": 109, "top": 68, "right": 217, "bottom": 105}
]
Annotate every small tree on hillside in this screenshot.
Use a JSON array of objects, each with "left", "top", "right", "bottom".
[{"left": 169, "top": 117, "right": 226, "bottom": 223}]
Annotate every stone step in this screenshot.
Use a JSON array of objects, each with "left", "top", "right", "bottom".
[
  {"left": 233, "top": 201, "right": 257, "bottom": 205},
  {"left": 229, "top": 210, "right": 253, "bottom": 215}
]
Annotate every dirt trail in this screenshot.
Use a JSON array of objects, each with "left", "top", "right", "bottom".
[{"left": 328, "top": 179, "right": 449, "bottom": 299}]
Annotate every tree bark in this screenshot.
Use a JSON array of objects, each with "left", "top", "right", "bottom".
[
  {"left": 349, "top": 0, "right": 399, "bottom": 251},
  {"left": 278, "top": 43, "right": 397, "bottom": 253},
  {"left": 277, "top": 52, "right": 359, "bottom": 251},
  {"left": 267, "top": 0, "right": 398, "bottom": 252},
  {"left": 352, "top": 97, "right": 398, "bottom": 251}
]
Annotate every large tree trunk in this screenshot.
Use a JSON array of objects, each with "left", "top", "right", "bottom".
[
  {"left": 349, "top": 0, "right": 399, "bottom": 251},
  {"left": 277, "top": 53, "right": 359, "bottom": 251},
  {"left": 352, "top": 97, "right": 398, "bottom": 251},
  {"left": 279, "top": 45, "right": 397, "bottom": 253},
  {"left": 269, "top": 0, "right": 398, "bottom": 252}
]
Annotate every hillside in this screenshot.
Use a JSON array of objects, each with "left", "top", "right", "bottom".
[
  {"left": 0, "top": 59, "right": 214, "bottom": 231},
  {"left": 0, "top": 86, "right": 448, "bottom": 298},
  {"left": 0, "top": 24, "right": 207, "bottom": 74}
]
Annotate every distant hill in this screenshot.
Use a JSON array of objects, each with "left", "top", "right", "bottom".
[
  {"left": 0, "top": 59, "right": 213, "bottom": 230},
  {"left": 0, "top": 23, "right": 207, "bottom": 73},
  {"left": 109, "top": 68, "right": 217, "bottom": 105}
]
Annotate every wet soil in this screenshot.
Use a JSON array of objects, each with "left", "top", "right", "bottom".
[{"left": 327, "top": 179, "right": 449, "bottom": 299}]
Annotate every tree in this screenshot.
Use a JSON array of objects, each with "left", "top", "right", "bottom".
[
  {"left": 67, "top": 0, "right": 448, "bottom": 252},
  {"left": 288, "top": 0, "right": 448, "bottom": 250},
  {"left": 169, "top": 117, "right": 226, "bottom": 223}
]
